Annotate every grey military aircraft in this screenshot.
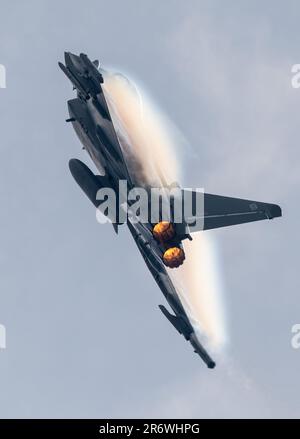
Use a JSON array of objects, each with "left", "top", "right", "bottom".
[{"left": 59, "top": 52, "right": 282, "bottom": 368}]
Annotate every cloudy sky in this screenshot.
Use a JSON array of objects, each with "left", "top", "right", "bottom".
[{"left": 0, "top": 0, "right": 299, "bottom": 418}]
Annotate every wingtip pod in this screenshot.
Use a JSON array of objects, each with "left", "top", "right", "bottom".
[{"left": 269, "top": 203, "right": 282, "bottom": 219}]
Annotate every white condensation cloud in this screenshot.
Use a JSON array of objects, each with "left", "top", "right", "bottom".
[{"left": 102, "top": 72, "right": 184, "bottom": 187}]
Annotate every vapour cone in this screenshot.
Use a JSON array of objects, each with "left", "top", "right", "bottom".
[{"left": 102, "top": 70, "right": 227, "bottom": 351}]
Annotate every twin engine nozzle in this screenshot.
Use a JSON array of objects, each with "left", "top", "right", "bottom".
[{"left": 152, "top": 221, "right": 185, "bottom": 268}]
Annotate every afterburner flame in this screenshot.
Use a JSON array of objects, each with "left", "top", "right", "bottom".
[
  {"left": 152, "top": 221, "right": 175, "bottom": 242},
  {"left": 102, "top": 69, "right": 227, "bottom": 351},
  {"left": 163, "top": 247, "right": 185, "bottom": 268}
]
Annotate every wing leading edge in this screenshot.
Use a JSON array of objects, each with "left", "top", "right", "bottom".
[{"left": 181, "top": 190, "right": 282, "bottom": 232}]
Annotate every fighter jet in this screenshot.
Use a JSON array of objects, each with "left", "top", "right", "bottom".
[{"left": 59, "top": 52, "right": 282, "bottom": 368}]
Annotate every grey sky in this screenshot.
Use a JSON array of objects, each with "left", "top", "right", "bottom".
[{"left": 0, "top": 0, "right": 299, "bottom": 418}]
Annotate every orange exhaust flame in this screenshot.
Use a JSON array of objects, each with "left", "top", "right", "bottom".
[{"left": 152, "top": 221, "right": 175, "bottom": 242}]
